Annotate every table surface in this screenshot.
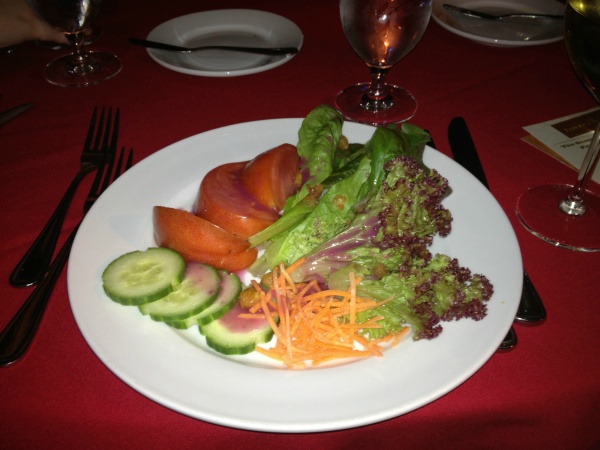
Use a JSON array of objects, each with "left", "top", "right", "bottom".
[{"left": 1, "top": 1, "right": 599, "bottom": 449}]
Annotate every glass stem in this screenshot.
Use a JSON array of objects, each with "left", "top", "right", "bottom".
[
  {"left": 65, "top": 31, "right": 96, "bottom": 75},
  {"left": 360, "top": 67, "right": 393, "bottom": 112},
  {"left": 559, "top": 121, "right": 600, "bottom": 215},
  {"left": 67, "top": 31, "right": 86, "bottom": 57}
]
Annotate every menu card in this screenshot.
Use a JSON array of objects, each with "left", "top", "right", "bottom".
[{"left": 522, "top": 107, "right": 600, "bottom": 185}]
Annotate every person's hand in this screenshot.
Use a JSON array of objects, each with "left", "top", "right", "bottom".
[{"left": 0, "top": 0, "right": 67, "bottom": 48}]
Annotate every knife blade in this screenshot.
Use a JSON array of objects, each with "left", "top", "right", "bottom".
[
  {"left": 448, "top": 117, "right": 490, "bottom": 188},
  {"left": 447, "top": 117, "right": 546, "bottom": 328},
  {"left": 0, "top": 103, "right": 33, "bottom": 127}
]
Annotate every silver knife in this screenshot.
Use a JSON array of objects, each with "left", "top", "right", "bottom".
[
  {"left": 0, "top": 103, "right": 33, "bottom": 127},
  {"left": 447, "top": 117, "right": 546, "bottom": 348},
  {"left": 128, "top": 38, "right": 299, "bottom": 56}
]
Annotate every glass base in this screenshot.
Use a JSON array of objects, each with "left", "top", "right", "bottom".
[
  {"left": 44, "top": 51, "right": 122, "bottom": 87},
  {"left": 516, "top": 184, "right": 600, "bottom": 252},
  {"left": 335, "top": 82, "right": 417, "bottom": 125}
]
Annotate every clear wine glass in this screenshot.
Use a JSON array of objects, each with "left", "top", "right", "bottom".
[
  {"left": 335, "top": 0, "right": 432, "bottom": 125},
  {"left": 516, "top": 0, "right": 600, "bottom": 252},
  {"left": 28, "top": 0, "right": 121, "bottom": 87}
]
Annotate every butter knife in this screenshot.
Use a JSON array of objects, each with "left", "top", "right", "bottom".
[
  {"left": 447, "top": 117, "right": 546, "bottom": 325},
  {"left": 0, "top": 103, "right": 33, "bottom": 127},
  {"left": 129, "top": 38, "right": 299, "bottom": 55}
]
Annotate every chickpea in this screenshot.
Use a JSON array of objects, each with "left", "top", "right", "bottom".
[{"left": 238, "top": 287, "right": 261, "bottom": 310}]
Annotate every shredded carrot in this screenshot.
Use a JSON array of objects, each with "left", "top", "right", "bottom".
[
  {"left": 252, "top": 262, "right": 409, "bottom": 368},
  {"left": 285, "top": 257, "right": 306, "bottom": 274},
  {"left": 237, "top": 313, "right": 267, "bottom": 319}
]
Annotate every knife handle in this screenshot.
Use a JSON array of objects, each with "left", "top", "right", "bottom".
[
  {"left": 498, "top": 326, "right": 518, "bottom": 351},
  {"left": 516, "top": 271, "right": 547, "bottom": 323}
]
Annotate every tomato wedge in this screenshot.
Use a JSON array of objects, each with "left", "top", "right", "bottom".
[
  {"left": 194, "top": 162, "right": 280, "bottom": 239},
  {"left": 241, "top": 143, "right": 300, "bottom": 212},
  {"left": 153, "top": 206, "right": 257, "bottom": 272}
]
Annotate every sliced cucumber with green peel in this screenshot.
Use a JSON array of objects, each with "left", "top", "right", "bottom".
[
  {"left": 139, "top": 262, "right": 220, "bottom": 321},
  {"left": 200, "top": 303, "right": 275, "bottom": 355},
  {"left": 166, "top": 271, "right": 242, "bottom": 329},
  {"left": 102, "top": 247, "right": 186, "bottom": 306}
]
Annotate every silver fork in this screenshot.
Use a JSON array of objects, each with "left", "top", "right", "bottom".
[
  {"left": 442, "top": 4, "right": 564, "bottom": 20},
  {"left": 9, "top": 107, "right": 119, "bottom": 287},
  {"left": 0, "top": 145, "right": 133, "bottom": 367}
]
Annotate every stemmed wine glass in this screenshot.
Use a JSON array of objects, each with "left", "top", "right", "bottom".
[
  {"left": 516, "top": 0, "right": 600, "bottom": 252},
  {"left": 27, "top": 0, "right": 121, "bottom": 87},
  {"left": 335, "top": 0, "right": 432, "bottom": 125}
]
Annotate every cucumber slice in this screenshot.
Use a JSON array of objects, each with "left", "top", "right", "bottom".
[
  {"left": 102, "top": 247, "right": 185, "bottom": 306},
  {"left": 200, "top": 303, "right": 274, "bottom": 355},
  {"left": 166, "top": 271, "right": 242, "bottom": 329},
  {"left": 139, "top": 262, "right": 220, "bottom": 321}
]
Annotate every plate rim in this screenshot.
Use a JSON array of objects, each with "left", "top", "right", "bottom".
[
  {"left": 145, "top": 9, "right": 303, "bottom": 77},
  {"left": 68, "top": 118, "right": 522, "bottom": 432}
]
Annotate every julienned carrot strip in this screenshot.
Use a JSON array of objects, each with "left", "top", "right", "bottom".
[
  {"left": 349, "top": 272, "right": 357, "bottom": 324},
  {"left": 237, "top": 313, "right": 267, "bottom": 319},
  {"left": 260, "top": 291, "right": 286, "bottom": 344},
  {"left": 251, "top": 262, "right": 409, "bottom": 368},
  {"left": 285, "top": 257, "right": 306, "bottom": 274}
]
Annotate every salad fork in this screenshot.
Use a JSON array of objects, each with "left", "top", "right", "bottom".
[
  {"left": 9, "top": 107, "right": 119, "bottom": 287},
  {"left": 0, "top": 144, "right": 133, "bottom": 367}
]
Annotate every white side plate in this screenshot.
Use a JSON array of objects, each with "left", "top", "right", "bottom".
[
  {"left": 433, "top": 0, "right": 565, "bottom": 47},
  {"left": 145, "top": 9, "right": 303, "bottom": 76}
]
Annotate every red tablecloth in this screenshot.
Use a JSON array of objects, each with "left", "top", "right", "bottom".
[{"left": 1, "top": 1, "right": 599, "bottom": 448}]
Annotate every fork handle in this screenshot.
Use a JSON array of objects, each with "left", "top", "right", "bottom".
[
  {"left": 9, "top": 166, "right": 94, "bottom": 287},
  {"left": 0, "top": 224, "right": 79, "bottom": 366}
]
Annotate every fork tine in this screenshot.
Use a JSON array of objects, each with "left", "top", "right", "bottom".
[
  {"left": 99, "top": 107, "right": 116, "bottom": 154},
  {"left": 86, "top": 147, "right": 108, "bottom": 201},
  {"left": 113, "top": 146, "right": 133, "bottom": 183},
  {"left": 100, "top": 109, "right": 120, "bottom": 193},
  {"left": 109, "top": 108, "right": 120, "bottom": 152},
  {"left": 99, "top": 142, "right": 117, "bottom": 194},
  {"left": 86, "top": 147, "right": 133, "bottom": 211},
  {"left": 82, "top": 107, "right": 98, "bottom": 152},
  {"left": 111, "top": 147, "right": 131, "bottom": 182},
  {"left": 111, "top": 146, "right": 134, "bottom": 182},
  {"left": 87, "top": 108, "right": 118, "bottom": 199},
  {"left": 112, "top": 146, "right": 125, "bottom": 180},
  {"left": 92, "top": 107, "right": 107, "bottom": 152},
  {"left": 125, "top": 148, "right": 133, "bottom": 171}
]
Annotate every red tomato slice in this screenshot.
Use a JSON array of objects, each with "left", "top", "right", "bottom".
[
  {"left": 241, "top": 143, "right": 300, "bottom": 211},
  {"left": 194, "top": 162, "right": 280, "bottom": 239},
  {"left": 153, "top": 206, "right": 257, "bottom": 272}
]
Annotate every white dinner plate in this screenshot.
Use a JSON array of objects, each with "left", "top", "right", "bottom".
[
  {"left": 68, "top": 119, "right": 522, "bottom": 432},
  {"left": 144, "top": 10, "right": 303, "bottom": 77},
  {"left": 432, "top": 0, "right": 565, "bottom": 47}
]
